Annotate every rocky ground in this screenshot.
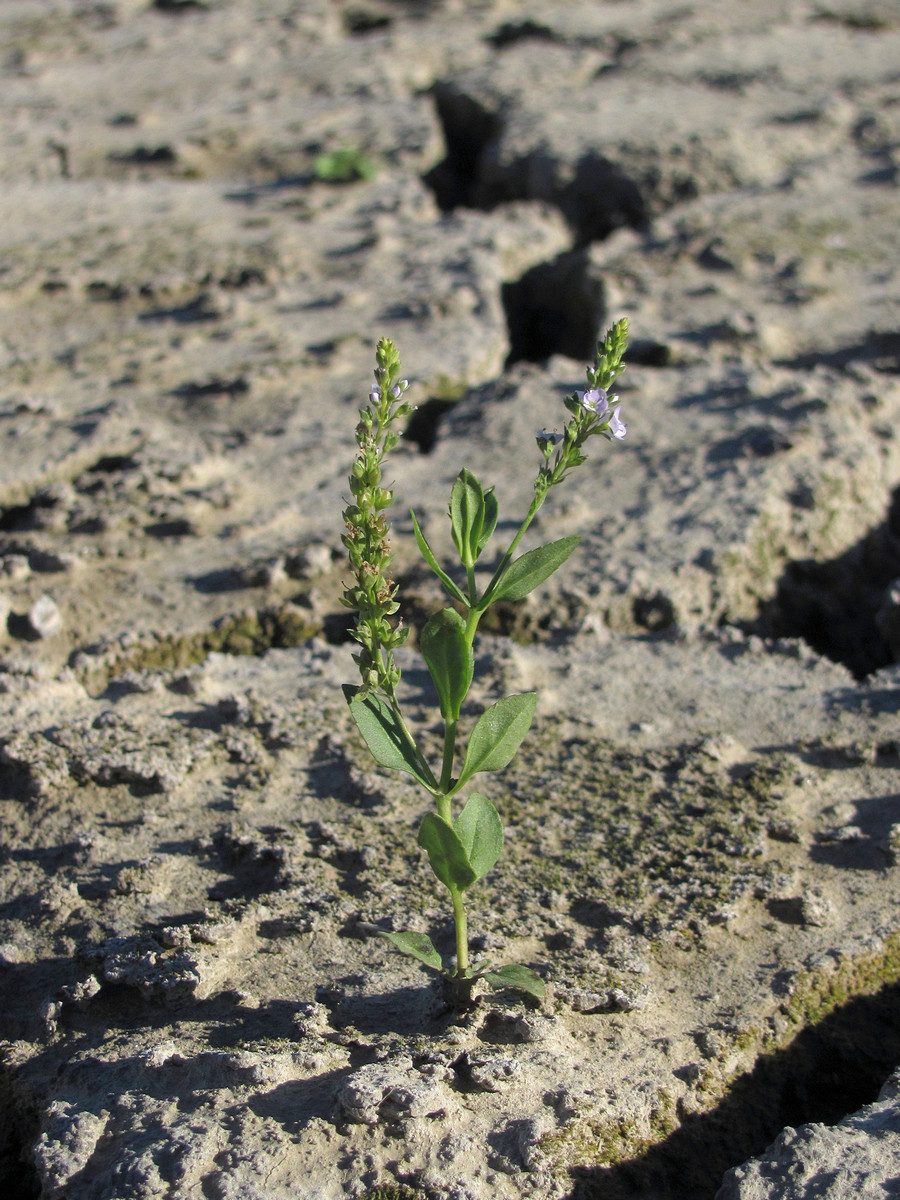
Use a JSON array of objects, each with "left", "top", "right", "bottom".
[{"left": 0, "top": 1, "right": 899, "bottom": 1198}]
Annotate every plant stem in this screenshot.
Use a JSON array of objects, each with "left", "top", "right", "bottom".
[
  {"left": 451, "top": 887, "right": 468, "bottom": 974},
  {"left": 439, "top": 718, "right": 457, "bottom": 795},
  {"left": 385, "top": 685, "right": 440, "bottom": 793},
  {"left": 477, "top": 493, "right": 544, "bottom": 610}
]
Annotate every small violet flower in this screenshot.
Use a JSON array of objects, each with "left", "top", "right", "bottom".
[
  {"left": 578, "top": 388, "right": 609, "bottom": 417},
  {"left": 536, "top": 428, "right": 564, "bottom": 459},
  {"left": 607, "top": 407, "right": 626, "bottom": 440}
]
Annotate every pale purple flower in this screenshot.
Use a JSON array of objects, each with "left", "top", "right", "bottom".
[
  {"left": 536, "top": 428, "right": 563, "bottom": 446},
  {"left": 369, "top": 386, "right": 380, "bottom": 404},
  {"left": 607, "top": 407, "right": 626, "bottom": 439},
  {"left": 577, "top": 388, "right": 609, "bottom": 417}
]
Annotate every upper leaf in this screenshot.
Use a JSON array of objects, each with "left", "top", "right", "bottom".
[
  {"left": 476, "top": 487, "right": 499, "bottom": 557},
  {"left": 489, "top": 536, "right": 581, "bottom": 604},
  {"left": 449, "top": 468, "right": 488, "bottom": 567},
  {"left": 456, "top": 692, "right": 537, "bottom": 789},
  {"left": 454, "top": 792, "right": 503, "bottom": 881},
  {"left": 418, "top": 812, "right": 477, "bottom": 892},
  {"left": 343, "top": 685, "right": 435, "bottom": 791},
  {"left": 410, "top": 508, "right": 468, "bottom": 606},
  {"left": 420, "top": 608, "right": 474, "bottom": 721}
]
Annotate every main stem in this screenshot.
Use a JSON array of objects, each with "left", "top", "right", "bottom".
[
  {"left": 451, "top": 887, "right": 468, "bottom": 974},
  {"left": 478, "top": 491, "right": 545, "bottom": 610},
  {"left": 437, "top": 487, "right": 554, "bottom": 989}
]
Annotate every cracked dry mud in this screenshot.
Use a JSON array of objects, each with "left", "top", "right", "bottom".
[{"left": 1, "top": 2, "right": 899, "bottom": 1198}]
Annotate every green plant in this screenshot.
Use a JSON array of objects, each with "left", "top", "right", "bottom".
[
  {"left": 313, "top": 146, "right": 376, "bottom": 183},
  {"left": 342, "top": 323, "right": 630, "bottom": 1006}
]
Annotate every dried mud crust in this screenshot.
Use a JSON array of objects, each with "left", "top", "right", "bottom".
[
  {"left": 0, "top": 0, "right": 899, "bottom": 1196},
  {"left": 0, "top": 642, "right": 899, "bottom": 1198}
]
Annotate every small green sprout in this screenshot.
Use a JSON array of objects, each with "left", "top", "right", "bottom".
[
  {"left": 313, "top": 147, "right": 376, "bottom": 183},
  {"left": 342, "top": 322, "right": 630, "bottom": 1007}
]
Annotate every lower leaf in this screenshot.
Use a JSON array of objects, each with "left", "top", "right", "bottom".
[
  {"left": 378, "top": 929, "right": 443, "bottom": 972},
  {"left": 483, "top": 963, "right": 546, "bottom": 999}
]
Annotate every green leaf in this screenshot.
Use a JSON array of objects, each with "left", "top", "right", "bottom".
[
  {"left": 449, "top": 468, "right": 486, "bottom": 566},
  {"left": 418, "top": 812, "right": 477, "bottom": 892},
  {"left": 410, "top": 508, "right": 468, "bottom": 606},
  {"left": 313, "top": 147, "right": 376, "bottom": 183},
  {"left": 456, "top": 692, "right": 536, "bottom": 788},
  {"left": 476, "top": 488, "right": 499, "bottom": 558},
  {"left": 420, "top": 608, "right": 473, "bottom": 720},
  {"left": 344, "top": 686, "right": 435, "bottom": 791},
  {"left": 378, "top": 929, "right": 443, "bottom": 971},
  {"left": 483, "top": 963, "right": 546, "bottom": 999},
  {"left": 453, "top": 793, "right": 503, "bottom": 881},
  {"left": 489, "top": 536, "right": 581, "bottom": 604}
]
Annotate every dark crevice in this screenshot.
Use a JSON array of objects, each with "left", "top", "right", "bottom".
[
  {"left": 502, "top": 249, "right": 606, "bottom": 366},
  {"left": 752, "top": 484, "right": 900, "bottom": 680},
  {"left": 627, "top": 339, "right": 676, "bottom": 367},
  {"left": 485, "top": 19, "right": 558, "bottom": 49},
  {"left": 0, "top": 487, "right": 64, "bottom": 533},
  {"left": 571, "top": 979, "right": 900, "bottom": 1200},
  {"left": 86, "top": 453, "right": 140, "bottom": 474},
  {"left": 341, "top": 8, "right": 393, "bottom": 35},
  {"left": 550, "top": 151, "right": 649, "bottom": 245},
  {"left": 0, "top": 1069, "right": 40, "bottom": 1200},
  {"left": 422, "top": 82, "right": 648, "bottom": 244},
  {"left": 403, "top": 398, "right": 457, "bottom": 453},
  {"left": 422, "top": 83, "right": 504, "bottom": 212}
]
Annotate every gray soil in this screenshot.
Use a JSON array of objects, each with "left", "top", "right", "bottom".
[{"left": 0, "top": 2, "right": 899, "bottom": 1198}]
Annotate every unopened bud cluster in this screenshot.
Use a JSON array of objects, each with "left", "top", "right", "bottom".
[
  {"left": 341, "top": 337, "right": 413, "bottom": 695},
  {"left": 534, "top": 317, "right": 629, "bottom": 499}
]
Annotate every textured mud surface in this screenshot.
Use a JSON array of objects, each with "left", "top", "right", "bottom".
[{"left": 1, "top": 2, "right": 899, "bottom": 1199}]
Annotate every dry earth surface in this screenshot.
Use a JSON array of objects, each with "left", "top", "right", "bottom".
[{"left": 1, "top": 1, "right": 899, "bottom": 1198}]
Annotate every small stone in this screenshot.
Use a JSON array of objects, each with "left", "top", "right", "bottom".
[
  {"left": 287, "top": 542, "right": 333, "bottom": 578},
  {"left": 880, "top": 823, "right": 900, "bottom": 865},
  {"left": 0, "top": 941, "right": 24, "bottom": 965},
  {"left": 293, "top": 1001, "right": 331, "bottom": 1038},
  {"left": 1, "top": 554, "right": 30, "bottom": 581},
  {"left": 140, "top": 1041, "right": 182, "bottom": 1069},
  {"left": 767, "top": 818, "right": 801, "bottom": 843},
  {"left": 336, "top": 1057, "right": 450, "bottom": 1124},
  {"left": 58, "top": 975, "right": 101, "bottom": 1010},
  {"left": 463, "top": 1053, "right": 523, "bottom": 1093},
  {"left": 799, "top": 893, "right": 833, "bottom": 928},
  {"left": 27, "top": 594, "right": 63, "bottom": 638},
  {"left": 114, "top": 668, "right": 164, "bottom": 694},
  {"left": 819, "top": 825, "right": 865, "bottom": 844}
]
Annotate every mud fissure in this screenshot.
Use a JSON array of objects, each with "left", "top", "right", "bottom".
[
  {"left": 569, "top": 977, "right": 900, "bottom": 1199},
  {"left": 502, "top": 249, "right": 606, "bottom": 366},
  {"left": 0, "top": 1068, "right": 40, "bottom": 1200},
  {"left": 422, "top": 83, "right": 504, "bottom": 213},
  {"left": 755, "top": 484, "right": 900, "bottom": 679},
  {"left": 423, "top": 86, "right": 646, "bottom": 244}
]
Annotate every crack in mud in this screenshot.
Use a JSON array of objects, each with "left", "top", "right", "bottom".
[
  {"left": 564, "top": 953, "right": 900, "bottom": 1200},
  {"left": 754, "top": 484, "right": 900, "bottom": 679}
]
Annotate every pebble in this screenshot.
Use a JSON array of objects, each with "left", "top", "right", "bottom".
[{"left": 27, "top": 594, "right": 63, "bottom": 638}]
